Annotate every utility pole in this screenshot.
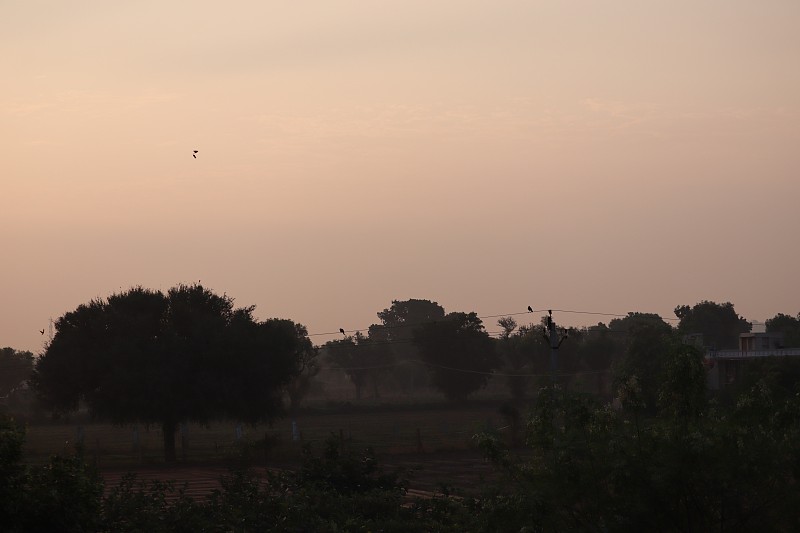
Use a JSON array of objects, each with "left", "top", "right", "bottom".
[
  {"left": 542, "top": 310, "right": 569, "bottom": 443},
  {"left": 545, "top": 310, "right": 568, "bottom": 386}
]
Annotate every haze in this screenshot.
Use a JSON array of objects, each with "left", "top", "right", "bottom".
[{"left": 3, "top": 1, "right": 799, "bottom": 354}]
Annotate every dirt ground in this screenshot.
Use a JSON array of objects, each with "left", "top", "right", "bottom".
[{"left": 99, "top": 448, "right": 500, "bottom": 501}]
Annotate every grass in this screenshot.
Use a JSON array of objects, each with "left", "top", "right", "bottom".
[{"left": 18, "top": 397, "right": 512, "bottom": 469}]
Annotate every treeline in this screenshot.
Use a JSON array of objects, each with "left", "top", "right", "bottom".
[
  {"left": 3, "top": 288, "right": 800, "bottom": 460},
  {"left": 323, "top": 299, "right": 800, "bottom": 403}
]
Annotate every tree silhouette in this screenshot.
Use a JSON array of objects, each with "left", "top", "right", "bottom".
[
  {"left": 325, "top": 331, "right": 390, "bottom": 400},
  {"left": 610, "top": 312, "right": 673, "bottom": 412},
  {"left": 675, "top": 301, "right": 751, "bottom": 350},
  {"left": 374, "top": 299, "right": 445, "bottom": 392},
  {"left": 496, "top": 318, "right": 549, "bottom": 401},
  {"left": 32, "top": 285, "right": 303, "bottom": 462},
  {"left": 766, "top": 312, "right": 800, "bottom": 347},
  {"left": 413, "top": 312, "right": 499, "bottom": 401},
  {"left": 0, "top": 347, "right": 34, "bottom": 398},
  {"left": 283, "top": 321, "right": 320, "bottom": 412}
]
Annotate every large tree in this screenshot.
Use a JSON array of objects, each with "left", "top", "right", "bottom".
[
  {"left": 610, "top": 312, "right": 674, "bottom": 412},
  {"left": 766, "top": 312, "right": 800, "bottom": 347},
  {"left": 31, "top": 285, "right": 303, "bottom": 462},
  {"left": 495, "top": 318, "right": 549, "bottom": 401},
  {"left": 413, "top": 312, "right": 499, "bottom": 401},
  {"left": 674, "top": 300, "right": 751, "bottom": 350},
  {"left": 324, "top": 330, "right": 391, "bottom": 400},
  {"left": 0, "top": 347, "right": 34, "bottom": 398},
  {"left": 282, "top": 321, "right": 320, "bottom": 413},
  {"left": 575, "top": 323, "right": 618, "bottom": 396},
  {"left": 374, "top": 299, "right": 445, "bottom": 392}
]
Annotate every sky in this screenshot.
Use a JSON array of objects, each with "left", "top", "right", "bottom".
[{"left": 3, "top": 0, "right": 799, "bottom": 354}]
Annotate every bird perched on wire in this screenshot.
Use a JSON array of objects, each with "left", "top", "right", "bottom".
[
  {"left": 528, "top": 306, "right": 533, "bottom": 313},
  {"left": 339, "top": 328, "right": 346, "bottom": 336},
  {"left": 192, "top": 150, "right": 198, "bottom": 158}
]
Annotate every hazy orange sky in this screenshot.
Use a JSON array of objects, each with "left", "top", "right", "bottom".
[{"left": 3, "top": 1, "right": 799, "bottom": 353}]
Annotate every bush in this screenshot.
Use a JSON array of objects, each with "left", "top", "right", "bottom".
[{"left": 0, "top": 416, "right": 26, "bottom": 530}]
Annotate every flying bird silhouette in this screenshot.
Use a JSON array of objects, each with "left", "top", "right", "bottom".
[
  {"left": 528, "top": 306, "right": 533, "bottom": 312},
  {"left": 40, "top": 329, "right": 45, "bottom": 335},
  {"left": 192, "top": 150, "right": 198, "bottom": 159}
]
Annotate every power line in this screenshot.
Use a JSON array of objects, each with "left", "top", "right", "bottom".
[
  {"left": 318, "top": 324, "right": 676, "bottom": 352},
  {"left": 309, "top": 309, "right": 541, "bottom": 338},
  {"left": 309, "top": 306, "right": 680, "bottom": 339}
]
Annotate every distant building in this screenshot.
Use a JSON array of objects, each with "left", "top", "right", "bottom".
[
  {"left": 739, "top": 331, "right": 785, "bottom": 351},
  {"left": 705, "top": 331, "right": 800, "bottom": 389}
]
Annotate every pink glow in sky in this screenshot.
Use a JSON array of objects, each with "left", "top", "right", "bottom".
[{"left": 3, "top": 1, "right": 799, "bottom": 353}]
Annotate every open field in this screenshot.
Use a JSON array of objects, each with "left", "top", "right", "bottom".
[
  {"left": 23, "top": 401, "right": 508, "bottom": 464},
  {"left": 19, "top": 380, "right": 519, "bottom": 453},
  {"left": 18, "top": 398, "right": 516, "bottom": 495}
]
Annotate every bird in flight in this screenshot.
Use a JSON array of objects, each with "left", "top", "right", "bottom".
[
  {"left": 40, "top": 329, "right": 45, "bottom": 335},
  {"left": 192, "top": 150, "right": 198, "bottom": 159},
  {"left": 527, "top": 306, "right": 533, "bottom": 313}
]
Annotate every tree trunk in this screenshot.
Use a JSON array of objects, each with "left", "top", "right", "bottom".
[{"left": 162, "top": 420, "right": 177, "bottom": 463}]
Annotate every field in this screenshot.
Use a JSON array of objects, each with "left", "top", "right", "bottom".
[{"left": 19, "top": 396, "right": 516, "bottom": 496}]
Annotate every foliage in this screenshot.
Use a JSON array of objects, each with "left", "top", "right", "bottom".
[
  {"left": 475, "top": 346, "right": 800, "bottom": 532},
  {"left": 414, "top": 312, "right": 499, "bottom": 401},
  {"left": 657, "top": 343, "right": 707, "bottom": 429},
  {"left": 21, "top": 455, "right": 105, "bottom": 532},
  {"left": 7, "top": 365, "right": 800, "bottom": 532},
  {"left": 766, "top": 312, "right": 800, "bottom": 347},
  {"left": 575, "top": 323, "right": 618, "bottom": 395},
  {"left": 283, "top": 321, "right": 320, "bottom": 412},
  {"left": 0, "top": 416, "right": 26, "bottom": 529},
  {"left": 719, "top": 353, "right": 800, "bottom": 408},
  {"left": 376, "top": 298, "right": 446, "bottom": 331},
  {"left": 32, "top": 284, "right": 304, "bottom": 461},
  {"left": 675, "top": 300, "right": 752, "bottom": 350},
  {"left": 611, "top": 312, "right": 675, "bottom": 413},
  {"left": 103, "top": 474, "right": 203, "bottom": 532},
  {"left": 374, "top": 298, "right": 445, "bottom": 392},
  {"left": 10, "top": 295, "right": 800, "bottom": 530},
  {"left": 199, "top": 436, "right": 417, "bottom": 532},
  {"left": 0, "top": 347, "right": 34, "bottom": 399},
  {"left": 1, "top": 417, "right": 105, "bottom": 533},
  {"left": 324, "top": 330, "right": 392, "bottom": 400},
  {"left": 495, "top": 318, "right": 550, "bottom": 401}
]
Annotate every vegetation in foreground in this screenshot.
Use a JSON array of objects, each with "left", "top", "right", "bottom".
[{"left": 4, "top": 345, "right": 800, "bottom": 532}]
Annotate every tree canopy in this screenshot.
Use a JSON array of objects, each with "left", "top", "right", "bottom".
[
  {"left": 413, "top": 312, "right": 498, "bottom": 401},
  {"left": 610, "top": 312, "right": 675, "bottom": 412},
  {"left": 372, "top": 299, "right": 445, "bottom": 392},
  {"left": 675, "top": 300, "right": 751, "bottom": 349},
  {"left": 495, "top": 318, "right": 549, "bottom": 401},
  {"left": 32, "top": 285, "right": 304, "bottom": 461},
  {"left": 766, "top": 312, "right": 800, "bottom": 347},
  {"left": 0, "top": 347, "right": 34, "bottom": 399},
  {"left": 376, "top": 299, "right": 446, "bottom": 330},
  {"left": 282, "top": 321, "right": 320, "bottom": 412},
  {"left": 324, "top": 331, "right": 390, "bottom": 400}
]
